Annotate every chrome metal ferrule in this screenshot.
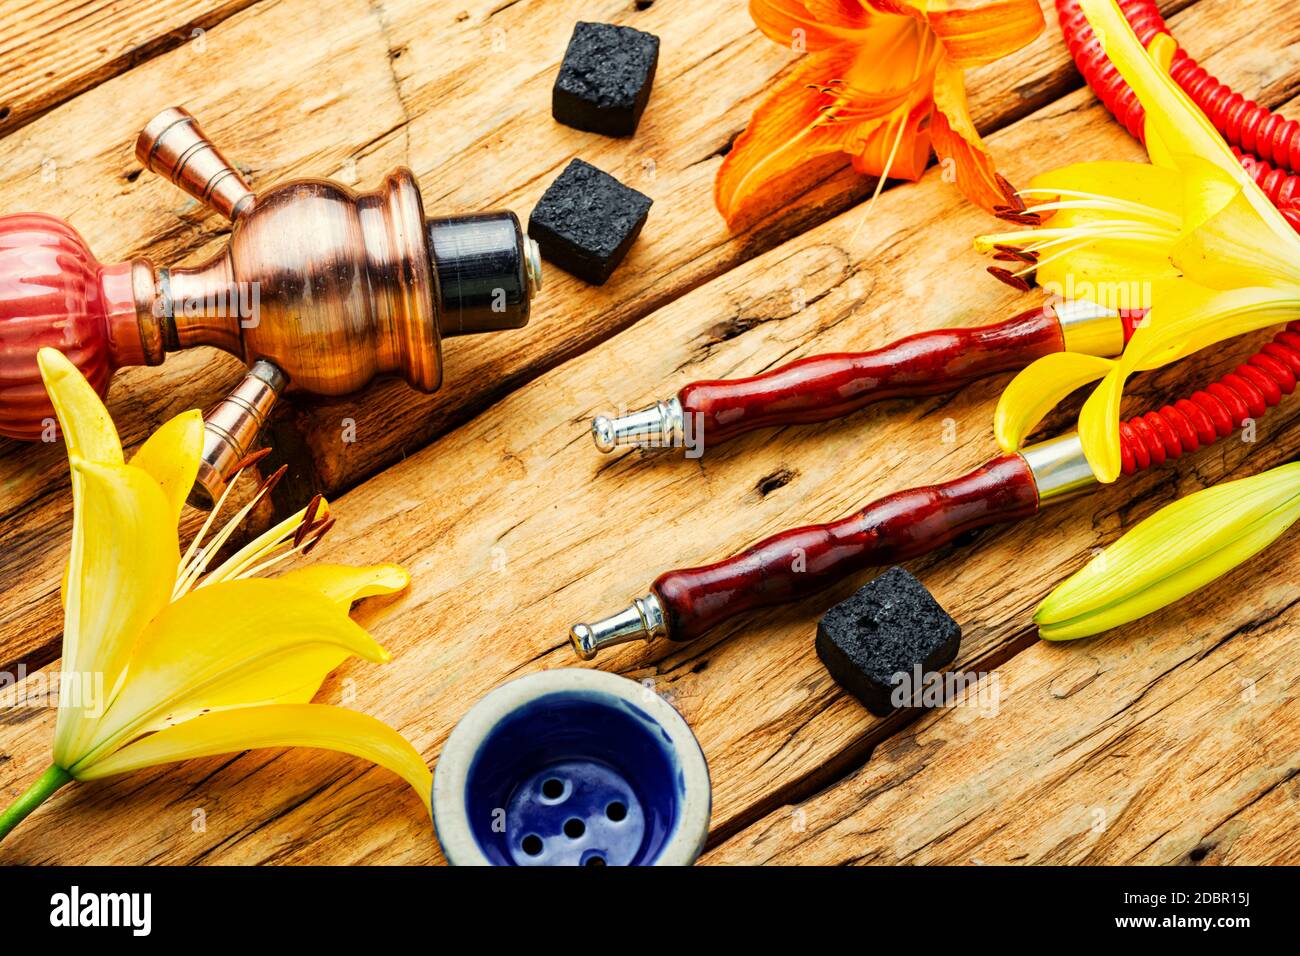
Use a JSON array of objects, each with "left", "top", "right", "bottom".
[
  {"left": 591, "top": 396, "right": 683, "bottom": 453},
  {"left": 570, "top": 592, "right": 668, "bottom": 660},
  {"left": 1053, "top": 298, "right": 1126, "bottom": 357},
  {"left": 1020, "top": 432, "right": 1098, "bottom": 504}
]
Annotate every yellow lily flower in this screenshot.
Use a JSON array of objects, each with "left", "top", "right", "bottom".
[
  {"left": 974, "top": 0, "right": 1300, "bottom": 482},
  {"left": 0, "top": 348, "right": 430, "bottom": 844},
  {"left": 1036, "top": 462, "right": 1300, "bottom": 640}
]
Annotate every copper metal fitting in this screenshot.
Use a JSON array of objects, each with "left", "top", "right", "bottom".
[{"left": 135, "top": 107, "right": 541, "bottom": 504}]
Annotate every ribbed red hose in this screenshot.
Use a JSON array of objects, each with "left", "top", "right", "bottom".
[
  {"left": 1118, "top": 323, "right": 1300, "bottom": 473},
  {"left": 1056, "top": 0, "right": 1300, "bottom": 175},
  {"left": 1056, "top": 1, "right": 1300, "bottom": 476},
  {"left": 1231, "top": 148, "right": 1300, "bottom": 230}
]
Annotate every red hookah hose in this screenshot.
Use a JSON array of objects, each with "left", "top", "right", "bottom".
[
  {"left": 1119, "top": 322, "right": 1300, "bottom": 473},
  {"left": 1058, "top": 0, "right": 1300, "bottom": 472},
  {"left": 1056, "top": 0, "right": 1300, "bottom": 174},
  {"left": 1056, "top": 0, "right": 1300, "bottom": 228}
]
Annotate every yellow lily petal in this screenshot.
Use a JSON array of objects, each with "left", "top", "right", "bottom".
[
  {"left": 1025, "top": 162, "right": 1185, "bottom": 221},
  {"left": 276, "top": 563, "right": 411, "bottom": 611},
  {"left": 1138, "top": 34, "right": 1178, "bottom": 170},
  {"left": 993, "top": 352, "right": 1116, "bottom": 451},
  {"left": 76, "top": 703, "right": 432, "bottom": 815},
  {"left": 1077, "top": 285, "right": 1300, "bottom": 482},
  {"left": 72, "top": 577, "right": 390, "bottom": 771},
  {"left": 1036, "top": 463, "right": 1300, "bottom": 639},
  {"left": 1172, "top": 183, "right": 1300, "bottom": 291},
  {"left": 37, "top": 348, "right": 123, "bottom": 466},
  {"left": 1173, "top": 152, "right": 1241, "bottom": 238},
  {"left": 1078, "top": 0, "right": 1300, "bottom": 252},
  {"left": 54, "top": 459, "right": 178, "bottom": 769},
  {"left": 128, "top": 410, "right": 204, "bottom": 529},
  {"left": 1076, "top": 365, "right": 1128, "bottom": 482}
]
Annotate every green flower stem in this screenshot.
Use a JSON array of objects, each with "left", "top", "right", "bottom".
[{"left": 0, "top": 764, "right": 73, "bottom": 843}]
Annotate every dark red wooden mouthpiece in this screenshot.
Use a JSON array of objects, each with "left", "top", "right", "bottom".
[{"left": 652, "top": 454, "right": 1040, "bottom": 642}]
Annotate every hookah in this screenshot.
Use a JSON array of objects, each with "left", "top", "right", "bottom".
[
  {"left": 568, "top": 1, "right": 1300, "bottom": 658},
  {"left": 0, "top": 107, "right": 542, "bottom": 506}
]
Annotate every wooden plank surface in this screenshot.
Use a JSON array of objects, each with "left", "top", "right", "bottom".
[
  {"left": 0, "top": 0, "right": 1191, "bottom": 675},
  {"left": 1, "top": 0, "right": 1298, "bottom": 865},
  {"left": 703, "top": 531, "right": 1300, "bottom": 865},
  {"left": 0, "top": 0, "right": 258, "bottom": 134}
]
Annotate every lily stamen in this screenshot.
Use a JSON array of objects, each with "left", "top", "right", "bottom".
[
  {"left": 173, "top": 463, "right": 289, "bottom": 600},
  {"left": 1015, "top": 186, "right": 1183, "bottom": 227}
]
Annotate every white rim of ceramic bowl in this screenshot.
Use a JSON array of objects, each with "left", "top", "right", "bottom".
[{"left": 432, "top": 668, "right": 711, "bottom": 866}]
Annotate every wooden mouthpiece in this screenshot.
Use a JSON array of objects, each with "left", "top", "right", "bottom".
[
  {"left": 570, "top": 455, "right": 1042, "bottom": 658},
  {"left": 591, "top": 307, "right": 1065, "bottom": 456}
]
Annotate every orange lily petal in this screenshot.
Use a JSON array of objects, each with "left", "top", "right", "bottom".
[
  {"left": 930, "top": 57, "right": 1015, "bottom": 211},
  {"left": 750, "top": 0, "right": 876, "bottom": 50},
  {"left": 849, "top": 99, "right": 933, "bottom": 181},
  {"left": 869, "top": 0, "right": 1044, "bottom": 69},
  {"left": 716, "top": 44, "right": 865, "bottom": 227}
]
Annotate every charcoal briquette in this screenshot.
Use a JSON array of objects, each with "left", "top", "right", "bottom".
[
  {"left": 553, "top": 21, "right": 660, "bottom": 137},
  {"left": 816, "top": 567, "right": 962, "bottom": 717},
  {"left": 527, "top": 158, "right": 652, "bottom": 285}
]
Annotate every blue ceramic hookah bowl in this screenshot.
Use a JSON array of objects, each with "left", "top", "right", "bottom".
[{"left": 432, "top": 669, "right": 711, "bottom": 866}]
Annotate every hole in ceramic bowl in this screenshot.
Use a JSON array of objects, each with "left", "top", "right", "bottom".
[{"left": 464, "top": 691, "right": 679, "bottom": 865}]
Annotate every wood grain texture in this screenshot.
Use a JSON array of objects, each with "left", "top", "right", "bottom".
[
  {"left": 3, "top": 0, "right": 1298, "bottom": 865},
  {"left": 0, "top": 0, "right": 1200, "bottom": 677},
  {"left": 702, "top": 533, "right": 1300, "bottom": 865},
  {"left": 0, "top": 0, "right": 259, "bottom": 135}
]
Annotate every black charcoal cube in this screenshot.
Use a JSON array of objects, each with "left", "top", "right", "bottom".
[
  {"left": 528, "top": 159, "right": 652, "bottom": 285},
  {"left": 816, "top": 567, "right": 962, "bottom": 717},
  {"left": 553, "top": 22, "right": 660, "bottom": 137}
]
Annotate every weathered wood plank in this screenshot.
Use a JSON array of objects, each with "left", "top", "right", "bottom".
[
  {"left": 1, "top": 0, "right": 1293, "bottom": 863},
  {"left": 0, "top": 0, "right": 1194, "bottom": 677},
  {"left": 0, "top": 0, "right": 260, "bottom": 135},
  {"left": 701, "top": 534, "right": 1300, "bottom": 865}
]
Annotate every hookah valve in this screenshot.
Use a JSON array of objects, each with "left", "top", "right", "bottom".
[{"left": 0, "top": 107, "right": 543, "bottom": 507}]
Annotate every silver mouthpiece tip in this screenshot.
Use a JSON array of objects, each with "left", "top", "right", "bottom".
[
  {"left": 568, "top": 593, "right": 668, "bottom": 661},
  {"left": 570, "top": 623, "right": 598, "bottom": 661},
  {"left": 587, "top": 397, "right": 683, "bottom": 454},
  {"left": 591, "top": 416, "right": 617, "bottom": 453}
]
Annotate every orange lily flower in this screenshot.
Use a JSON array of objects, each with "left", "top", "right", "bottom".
[{"left": 716, "top": 0, "right": 1046, "bottom": 228}]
